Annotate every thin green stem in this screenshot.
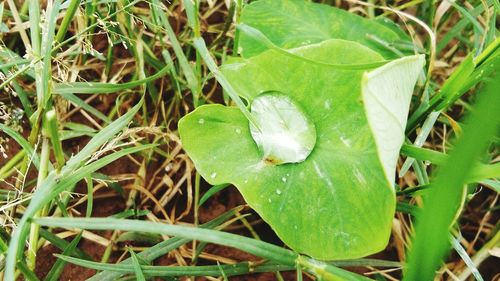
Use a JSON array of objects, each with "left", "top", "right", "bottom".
[
  {"left": 44, "top": 109, "right": 65, "bottom": 169},
  {"left": 0, "top": 150, "right": 25, "bottom": 181},
  {"left": 55, "top": 0, "right": 80, "bottom": 42},
  {"left": 26, "top": 137, "right": 50, "bottom": 270},
  {"left": 193, "top": 37, "right": 259, "bottom": 128}
]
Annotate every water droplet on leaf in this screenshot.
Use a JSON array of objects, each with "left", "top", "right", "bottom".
[
  {"left": 249, "top": 92, "right": 316, "bottom": 165},
  {"left": 210, "top": 172, "right": 217, "bottom": 179},
  {"left": 198, "top": 118, "right": 205, "bottom": 124},
  {"left": 276, "top": 189, "right": 282, "bottom": 195}
]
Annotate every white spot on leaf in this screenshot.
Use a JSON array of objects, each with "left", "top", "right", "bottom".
[
  {"left": 340, "top": 135, "right": 352, "bottom": 147},
  {"left": 353, "top": 168, "right": 366, "bottom": 185},
  {"left": 324, "top": 100, "right": 332, "bottom": 110}
]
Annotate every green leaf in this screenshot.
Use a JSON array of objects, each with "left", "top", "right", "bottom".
[
  {"left": 238, "top": 0, "right": 406, "bottom": 59},
  {"left": 179, "top": 40, "right": 424, "bottom": 259}
]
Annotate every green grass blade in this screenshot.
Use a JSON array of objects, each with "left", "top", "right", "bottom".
[
  {"left": 55, "top": 255, "right": 294, "bottom": 277},
  {"left": 17, "top": 261, "right": 40, "bottom": 281},
  {"left": 399, "top": 111, "right": 440, "bottom": 177},
  {"left": 407, "top": 54, "right": 474, "bottom": 131},
  {"left": 199, "top": 184, "right": 230, "bottom": 206},
  {"left": 151, "top": 0, "right": 200, "bottom": 105},
  {"left": 34, "top": 218, "right": 296, "bottom": 264},
  {"left": 64, "top": 98, "right": 142, "bottom": 170},
  {"left": 85, "top": 176, "right": 93, "bottom": 217},
  {"left": 128, "top": 249, "right": 146, "bottom": 281},
  {"left": 40, "top": 0, "right": 61, "bottom": 107},
  {"left": 44, "top": 232, "right": 84, "bottom": 281},
  {"left": 0, "top": 58, "right": 29, "bottom": 68},
  {"left": 28, "top": 0, "right": 41, "bottom": 55},
  {"left": 448, "top": 1, "right": 485, "bottom": 35},
  {"left": 38, "top": 228, "right": 92, "bottom": 261},
  {"left": 53, "top": 67, "right": 169, "bottom": 95},
  {"left": 192, "top": 37, "right": 258, "bottom": 127},
  {"left": 58, "top": 92, "right": 112, "bottom": 124},
  {"left": 0, "top": 123, "right": 40, "bottom": 169},
  {"left": 450, "top": 235, "right": 484, "bottom": 281},
  {"left": 436, "top": 0, "right": 492, "bottom": 53},
  {"left": 0, "top": 150, "right": 25, "bottom": 181},
  {"left": 400, "top": 144, "right": 447, "bottom": 164},
  {"left": 0, "top": 234, "right": 8, "bottom": 254},
  {"left": 34, "top": 217, "right": 371, "bottom": 281},
  {"left": 182, "top": 0, "right": 200, "bottom": 35},
  {"left": 89, "top": 208, "right": 241, "bottom": 281},
  {"left": 404, "top": 72, "right": 500, "bottom": 280},
  {"left": 469, "top": 163, "right": 500, "bottom": 183},
  {"left": 330, "top": 259, "right": 401, "bottom": 268},
  {"left": 55, "top": 0, "right": 80, "bottom": 42},
  {"left": 457, "top": 230, "right": 500, "bottom": 280},
  {"left": 401, "top": 144, "right": 500, "bottom": 183}
]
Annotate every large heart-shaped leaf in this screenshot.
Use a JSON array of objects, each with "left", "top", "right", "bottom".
[
  {"left": 238, "top": 0, "right": 408, "bottom": 59},
  {"left": 179, "top": 39, "right": 424, "bottom": 259}
]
